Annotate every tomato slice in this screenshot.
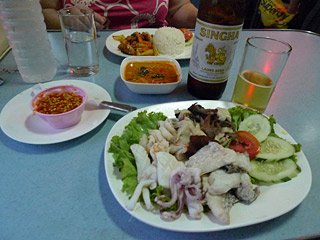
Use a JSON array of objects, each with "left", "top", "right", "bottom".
[
  {"left": 179, "top": 28, "right": 193, "bottom": 41},
  {"left": 229, "top": 131, "right": 261, "bottom": 159}
]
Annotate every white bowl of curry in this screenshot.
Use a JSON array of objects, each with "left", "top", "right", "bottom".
[{"left": 120, "top": 56, "right": 182, "bottom": 94}]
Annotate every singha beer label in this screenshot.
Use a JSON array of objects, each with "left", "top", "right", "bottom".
[{"left": 189, "top": 19, "right": 243, "bottom": 83}]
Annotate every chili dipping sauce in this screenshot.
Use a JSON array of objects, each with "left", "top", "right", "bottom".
[{"left": 33, "top": 89, "right": 83, "bottom": 114}]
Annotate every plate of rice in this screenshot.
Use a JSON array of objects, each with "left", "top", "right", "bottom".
[{"left": 105, "top": 28, "right": 193, "bottom": 60}]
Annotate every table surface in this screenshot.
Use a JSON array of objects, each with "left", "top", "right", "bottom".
[{"left": 1, "top": 29, "right": 319, "bottom": 240}]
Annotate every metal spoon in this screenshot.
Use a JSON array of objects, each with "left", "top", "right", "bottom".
[{"left": 99, "top": 101, "right": 137, "bottom": 113}]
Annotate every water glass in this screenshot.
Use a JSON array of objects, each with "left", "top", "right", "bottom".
[
  {"left": 58, "top": 7, "right": 99, "bottom": 76},
  {"left": 231, "top": 36, "right": 292, "bottom": 112}
]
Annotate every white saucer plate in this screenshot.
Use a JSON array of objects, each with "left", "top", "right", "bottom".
[{"left": 0, "top": 80, "right": 111, "bottom": 144}]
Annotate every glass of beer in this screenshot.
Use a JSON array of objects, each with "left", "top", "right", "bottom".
[{"left": 231, "top": 37, "right": 292, "bottom": 112}]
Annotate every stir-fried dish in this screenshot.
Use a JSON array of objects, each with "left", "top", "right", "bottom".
[
  {"left": 112, "top": 28, "right": 193, "bottom": 56},
  {"left": 113, "top": 32, "right": 156, "bottom": 56},
  {"left": 109, "top": 104, "right": 301, "bottom": 225}
]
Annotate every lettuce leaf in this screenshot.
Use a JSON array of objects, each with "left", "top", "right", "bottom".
[
  {"left": 228, "top": 106, "right": 276, "bottom": 133},
  {"left": 108, "top": 111, "right": 167, "bottom": 195}
]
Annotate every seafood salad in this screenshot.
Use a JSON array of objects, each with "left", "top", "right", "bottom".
[{"left": 108, "top": 104, "right": 301, "bottom": 225}]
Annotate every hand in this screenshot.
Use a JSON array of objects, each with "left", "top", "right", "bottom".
[{"left": 64, "top": 6, "right": 106, "bottom": 30}]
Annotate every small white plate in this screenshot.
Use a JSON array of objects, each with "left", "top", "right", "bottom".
[
  {"left": 104, "top": 100, "right": 312, "bottom": 232},
  {"left": 0, "top": 80, "right": 111, "bottom": 144},
  {"left": 105, "top": 28, "right": 192, "bottom": 60}
]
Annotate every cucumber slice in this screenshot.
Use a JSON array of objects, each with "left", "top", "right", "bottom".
[
  {"left": 257, "top": 136, "right": 295, "bottom": 161},
  {"left": 185, "top": 36, "right": 194, "bottom": 46},
  {"left": 249, "top": 159, "right": 300, "bottom": 183},
  {"left": 239, "top": 114, "right": 271, "bottom": 142}
]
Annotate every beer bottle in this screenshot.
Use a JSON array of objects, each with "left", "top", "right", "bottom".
[{"left": 187, "top": 0, "right": 246, "bottom": 99}]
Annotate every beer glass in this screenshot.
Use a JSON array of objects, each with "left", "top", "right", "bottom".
[{"left": 231, "top": 37, "right": 292, "bottom": 112}]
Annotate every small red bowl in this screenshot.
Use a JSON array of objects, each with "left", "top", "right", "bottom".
[{"left": 31, "top": 85, "right": 87, "bottom": 129}]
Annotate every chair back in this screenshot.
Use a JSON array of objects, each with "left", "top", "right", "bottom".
[{"left": 0, "top": 19, "right": 10, "bottom": 59}]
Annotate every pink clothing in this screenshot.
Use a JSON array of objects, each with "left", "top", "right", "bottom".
[{"left": 62, "top": 0, "right": 169, "bottom": 29}]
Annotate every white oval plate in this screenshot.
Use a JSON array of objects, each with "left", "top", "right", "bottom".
[
  {"left": 104, "top": 100, "right": 312, "bottom": 232},
  {"left": 105, "top": 28, "right": 192, "bottom": 60},
  {"left": 0, "top": 80, "right": 111, "bottom": 144}
]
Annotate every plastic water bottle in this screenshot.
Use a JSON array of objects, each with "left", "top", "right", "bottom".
[{"left": 0, "top": 0, "right": 57, "bottom": 83}]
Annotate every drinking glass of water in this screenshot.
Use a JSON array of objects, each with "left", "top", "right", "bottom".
[
  {"left": 58, "top": 7, "right": 99, "bottom": 76},
  {"left": 231, "top": 37, "right": 292, "bottom": 112}
]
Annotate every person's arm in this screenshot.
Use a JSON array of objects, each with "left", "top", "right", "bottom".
[
  {"left": 167, "top": 0, "right": 198, "bottom": 28},
  {"left": 40, "top": 0, "right": 61, "bottom": 29}
]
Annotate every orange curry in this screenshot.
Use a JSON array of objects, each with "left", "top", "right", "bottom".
[{"left": 124, "top": 61, "right": 179, "bottom": 84}]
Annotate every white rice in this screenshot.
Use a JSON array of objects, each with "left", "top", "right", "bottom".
[{"left": 153, "top": 27, "right": 185, "bottom": 56}]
